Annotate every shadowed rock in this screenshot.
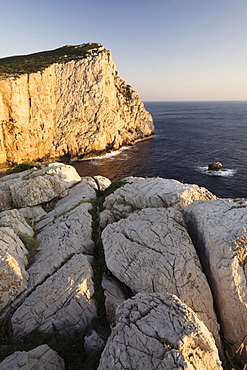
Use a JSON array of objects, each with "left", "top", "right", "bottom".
[{"left": 0, "top": 344, "right": 65, "bottom": 370}]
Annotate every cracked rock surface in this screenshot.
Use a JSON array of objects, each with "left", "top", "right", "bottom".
[
  {"left": 0, "top": 344, "right": 65, "bottom": 370},
  {"left": 11, "top": 254, "right": 96, "bottom": 338},
  {"left": 101, "top": 177, "right": 217, "bottom": 223},
  {"left": 27, "top": 202, "right": 95, "bottom": 291},
  {"left": 102, "top": 207, "right": 220, "bottom": 346},
  {"left": 184, "top": 198, "right": 247, "bottom": 350},
  {"left": 98, "top": 292, "right": 222, "bottom": 370}
]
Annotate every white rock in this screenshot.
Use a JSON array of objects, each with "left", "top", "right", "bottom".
[
  {"left": 0, "top": 209, "right": 34, "bottom": 236},
  {"left": 9, "top": 175, "right": 68, "bottom": 208},
  {"left": 93, "top": 175, "right": 111, "bottom": 192},
  {"left": 101, "top": 273, "right": 127, "bottom": 327},
  {"left": 184, "top": 198, "right": 247, "bottom": 351},
  {"left": 84, "top": 330, "right": 104, "bottom": 352},
  {"left": 0, "top": 252, "right": 28, "bottom": 312},
  {"left": 98, "top": 292, "right": 222, "bottom": 370},
  {"left": 35, "top": 177, "right": 97, "bottom": 230},
  {"left": 8, "top": 163, "right": 81, "bottom": 208},
  {"left": 18, "top": 206, "right": 47, "bottom": 224},
  {"left": 0, "top": 227, "right": 28, "bottom": 268},
  {"left": 102, "top": 207, "right": 220, "bottom": 345},
  {"left": 11, "top": 254, "right": 97, "bottom": 338},
  {"left": 103, "top": 177, "right": 217, "bottom": 222},
  {"left": 0, "top": 344, "right": 65, "bottom": 370},
  {"left": 27, "top": 202, "right": 95, "bottom": 290}
]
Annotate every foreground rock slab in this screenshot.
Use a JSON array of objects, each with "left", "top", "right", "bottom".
[
  {"left": 101, "top": 177, "right": 217, "bottom": 223},
  {"left": 102, "top": 207, "right": 220, "bottom": 345},
  {"left": 11, "top": 254, "right": 96, "bottom": 338},
  {"left": 98, "top": 292, "right": 222, "bottom": 370},
  {"left": 0, "top": 344, "right": 65, "bottom": 370},
  {"left": 27, "top": 202, "right": 94, "bottom": 290},
  {"left": 184, "top": 198, "right": 247, "bottom": 352}
]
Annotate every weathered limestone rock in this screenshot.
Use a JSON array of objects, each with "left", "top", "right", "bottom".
[
  {"left": 0, "top": 252, "right": 28, "bottom": 311},
  {"left": 101, "top": 177, "right": 217, "bottom": 223},
  {"left": 9, "top": 163, "right": 81, "bottom": 208},
  {"left": 184, "top": 198, "right": 247, "bottom": 351},
  {"left": 84, "top": 330, "right": 105, "bottom": 353},
  {"left": 0, "top": 344, "right": 65, "bottom": 370},
  {"left": 11, "top": 254, "right": 97, "bottom": 338},
  {"left": 102, "top": 207, "right": 220, "bottom": 346},
  {"left": 18, "top": 205, "right": 47, "bottom": 224},
  {"left": 98, "top": 292, "right": 222, "bottom": 370},
  {"left": 0, "top": 227, "right": 28, "bottom": 268},
  {"left": 93, "top": 175, "right": 111, "bottom": 192},
  {"left": 0, "top": 46, "right": 153, "bottom": 166},
  {"left": 0, "top": 163, "right": 81, "bottom": 210},
  {"left": 35, "top": 176, "right": 97, "bottom": 230},
  {"left": 0, "top": 169, "right": 36, "bottom": 211},
  {"left": 0, "top": 209, "right": 34, "bottom": 236},
  {"left": 27, "top": 202, "right": 94, "bottom": 290},
  {"left": 101, "top": 273, "right": 127, "bottom": 327}
]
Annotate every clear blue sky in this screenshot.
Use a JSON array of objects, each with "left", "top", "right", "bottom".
[{"left": 1, "top": 0, "right": 246, "bottom": 101}]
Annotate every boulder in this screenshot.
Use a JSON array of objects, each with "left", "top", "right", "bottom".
[
  {"left": 101, "top": 273, "right": 127, "bottom": 327},
  {"left": 0, "top": 209, "right": 34, "bottom": 237},
  {"left": 0, "top": 252, "right": 28, "bottom": 311},
  {"left": 11, "top": 254, "right": 97, "bottom": 338},
  {"left": 0, "top": 227, "right": 28, "bottom": 268},
  {"left": 7, "top": 163, "right": 81, "bottom": 209},
  {"left": 101, "top": 177, "right": 217, "bottom": 223},
  {"left": 84, "top": 330, "right": 105, "bottom": 353},
  {"left": 0, "top": 344, "right": 65, "bottom": 370},
  {"left": 27, "top": 202, "right": 95, "bottom": 290},
  {"left": 101, "top": 207, "right": 220, "bottom": 346},
  {"left": 184, "top": 198, "right": 247, "bottom": 351},
  {"left": 93, "top": 175, "right": 111, "bottom": 192},
  {"left": 98, "top": 292, "right": 222, "bottom": 370},
  {"left": 35, "top": 176, "right": 97, "bottom": 230},
  {"left": 208, "top": 162, "right": 223, "bottom": 171}
]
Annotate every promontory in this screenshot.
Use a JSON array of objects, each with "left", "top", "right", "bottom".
[{"left": 0, "top": 43, "right": 154, "bottom": 167}]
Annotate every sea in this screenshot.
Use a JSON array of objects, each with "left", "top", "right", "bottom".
[{"left": 72, "top": 101, "right": 247, "bottom": 199}]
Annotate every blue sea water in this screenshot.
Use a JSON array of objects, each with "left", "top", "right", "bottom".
[{"left": 72, "top": 101, "right": 247, "bottom": 199}]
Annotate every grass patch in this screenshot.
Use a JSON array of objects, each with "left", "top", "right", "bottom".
[
  {"left": 0, "top": 43, "right": 104, "bottom": 78},
  {"left": 9, "top": 160, "right": 37, "bottom": 174},
  {"left": 18, "top": 233, "right": 40, "bottom": 267}
]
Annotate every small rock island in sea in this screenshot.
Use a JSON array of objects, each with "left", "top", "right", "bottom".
[{"left": 0, "top": 45, "right": 246, "bottom": 370}]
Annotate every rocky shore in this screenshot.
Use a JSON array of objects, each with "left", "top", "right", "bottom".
[{"left": 0, "top": 163, "right": 246, "bottom": 369}]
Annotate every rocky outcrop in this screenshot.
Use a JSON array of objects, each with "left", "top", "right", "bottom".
[
  {"left": 1, "top": 166, "right": 246, "bottom": 369},
  {"left": 102, "top": 207, "right": 221, "bottom": 346},
  {"left": 184, "top": 199, "right": 247, "bottom": 352},
  {"left": 0, "top": 44, "right": 154, "bottom": 166},
  {"left": 98, "top": 293, "right": 223, "bottom": 370},
  {"left": 0, "top": 344, "right": 65, "bottom": 370},
  {"left": 100, "top": 177, "right": 217, "bottom": 225}
]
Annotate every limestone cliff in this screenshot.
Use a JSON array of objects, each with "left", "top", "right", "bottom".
[{"left": 0, "top": 43, "right": 154, "bottom": 166}]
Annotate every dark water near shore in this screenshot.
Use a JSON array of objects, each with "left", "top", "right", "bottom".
[{"left": 71, "top": 101, "right": 247, "bottom": 199}]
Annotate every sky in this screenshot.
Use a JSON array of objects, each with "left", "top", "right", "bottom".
[{"left": 0, "top": 0, "right": 246, "bottom": 101}]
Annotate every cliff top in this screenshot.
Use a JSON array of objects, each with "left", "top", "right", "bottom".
[{"left": 0, "top": 43, "right": 105, "bottom": 78}]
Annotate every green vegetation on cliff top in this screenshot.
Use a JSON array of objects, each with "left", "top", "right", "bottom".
[{"left": 0, "top": 43, "right": 104, "bottom": 78}]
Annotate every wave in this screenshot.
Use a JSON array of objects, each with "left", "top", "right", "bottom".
[{"left": 197, "top": 166, "right": 237, "bottom": 177}]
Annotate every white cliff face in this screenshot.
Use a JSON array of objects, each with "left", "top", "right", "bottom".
[{"left": 0, "top": 47, "right": 154, "bottom": 166}]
